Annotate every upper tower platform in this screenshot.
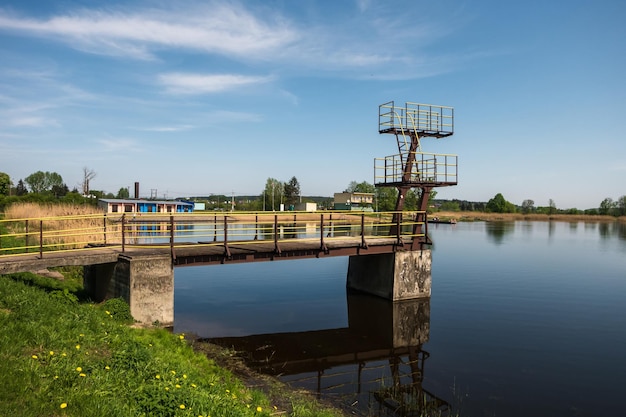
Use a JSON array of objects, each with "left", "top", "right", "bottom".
[{"left": 379, "top": 101, "right": 454, "bottom": 138}]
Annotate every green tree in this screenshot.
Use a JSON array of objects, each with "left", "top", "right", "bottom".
[
  {"left": 486, "top": 193, "right": 516, "bottom": 213},
  {"left": 439, "top": 200, "right": 461, "bottom": 211},
  {"left": 283, "top": 176, "right": 301, "bottom": 206},
  {"left": 117, "top": 187, "right": 130, "bottom": 199},
  {"left": 51, "top": 183, "right": 69, "bottom": 198},
  {"left": 618, "top": 195, "right": 626, "bottom": 216},
  {"left": 375, "top": 188, "right": 397, "bottom": 211},
  {"left": 261, "top": 178, "right": 283, "bottom": 211},
  {"left": 548, "top": 199, "right": 557, "bottom": 215},
  {"left": 15, "top": 179, "right": 28, "bottom": 196},
  {"left": 0, "top": 172, "right": 11, "bottom": 195},
  {"left": 345, "top": 181, "right": 375, "bottom": 194},
  {"left": 599, "top": 197, "right": 617, "bottom": 216},
  {"left": 24, "top": 171, "right": 63, "bottom": 194},
  {"left": 521, "top": 199, "right": 535, "bottom": 214}
]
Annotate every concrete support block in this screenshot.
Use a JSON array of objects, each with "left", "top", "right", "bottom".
[
  {"left": 116, "top": 254, "right": 174, "bottom": 326},
  {"left": 83, "top": 254, "right": 174, "bottom": 326},
  {"left": 83, "top": 263, "right": 116, "bottom": 302},
  {"left": 346, "top": 250, "right": 431, "bottom": 300}
]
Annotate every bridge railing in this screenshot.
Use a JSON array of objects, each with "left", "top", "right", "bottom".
[{"left": 0, "top": 211, "right": 427, "bottom": 259}]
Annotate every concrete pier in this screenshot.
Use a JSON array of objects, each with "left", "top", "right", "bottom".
[
  {"left": 84, "top": 254, "right": 174, "bottom": 326},
  {"left": 346, "top": 250, "right": 432, "bottom": 300}
]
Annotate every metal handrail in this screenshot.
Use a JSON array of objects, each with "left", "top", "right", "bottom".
[{"left": 0, "top": 211, "right": 427, "bottom": 259}]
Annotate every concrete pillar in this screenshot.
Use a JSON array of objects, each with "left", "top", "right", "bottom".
[
  {"left": 115, "top": 254, "right": 174, "bottom": 326},
  {"left": 84, "top": 254, "right": 174, "bottom": 326},
  {"left": 346, "top": 250, "right": 431, "bottom": 300},
  {"left": 83, "top": 262, "right": 116, "bottom": 302}
]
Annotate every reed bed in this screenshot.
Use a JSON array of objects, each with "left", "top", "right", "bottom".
[
  {"left": 434, "top": 211, "right": 624, "bottom": 223},
  {"left": 1, "top": 203, "right": 120, "bottom": 251}
]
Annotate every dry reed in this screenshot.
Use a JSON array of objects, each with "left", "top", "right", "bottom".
[{"left": 2, "top": 202, "right": 117, "bottom": 250}]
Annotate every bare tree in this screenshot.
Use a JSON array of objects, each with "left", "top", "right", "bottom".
[{"left": 82, "top": 167, "right": 96, "bottom": 196}]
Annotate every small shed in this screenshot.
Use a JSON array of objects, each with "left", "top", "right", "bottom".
[{"left": 295, "top": 202, "right": 317, "bottom": 212}]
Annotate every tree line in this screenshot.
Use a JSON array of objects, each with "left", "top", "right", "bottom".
[{"left": 1, "top": 170, "right": 624, "bottom": 216}]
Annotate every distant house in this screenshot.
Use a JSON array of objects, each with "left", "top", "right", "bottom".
[
  {"left": 333, "top": 192, "right": 374, "bottom": 211},
  {"left": 98, "top": 199, "right": 194, "bottom": 214}
]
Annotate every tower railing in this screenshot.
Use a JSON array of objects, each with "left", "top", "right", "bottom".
[
  {"left": 374, "top": 152, "right": 458, "bottom": 186},
  {"left": 379, "top": 101, "right": 454, "bottom": 137}
]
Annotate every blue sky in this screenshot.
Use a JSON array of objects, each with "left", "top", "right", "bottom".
[{"left": 0, "top": 0, "right": 624, "bottom": 209}]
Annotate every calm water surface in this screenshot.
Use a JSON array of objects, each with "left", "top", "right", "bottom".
[{"left": 174, "top": 221, "right": 626, "bottom": 416}]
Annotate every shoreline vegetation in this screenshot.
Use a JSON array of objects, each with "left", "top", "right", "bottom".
[
  {"left": 3, "top": 202, "right": 624, "bottom": 224},
  {"left": 0, "top": 268, "right": 346, "bottom": 417}
]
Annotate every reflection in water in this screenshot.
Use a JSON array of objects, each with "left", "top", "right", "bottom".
[
  {"left": 485, "top": 221, "right": 514, "bottom": 245},
  {"left": 205, "top": 293, "right": 449, "bottom": 416}
]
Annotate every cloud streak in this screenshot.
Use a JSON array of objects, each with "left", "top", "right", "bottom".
[
  {"left": 158, "top": 73, "right": 273, "bottom": 94},
  {"left": 0, "top": 2, "right": 472, "bottom": 79}
]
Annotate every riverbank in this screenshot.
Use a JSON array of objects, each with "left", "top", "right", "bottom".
[
  {"left": 430, "top": 211, "right": 625, "bottom": 223},
  {"left": 0, "top": 268, "right": 344, "bottom": 417}
]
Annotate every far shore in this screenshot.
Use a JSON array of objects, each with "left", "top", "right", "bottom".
[{"left": 432, "top": 211, "right": 626, "bottom": 223}]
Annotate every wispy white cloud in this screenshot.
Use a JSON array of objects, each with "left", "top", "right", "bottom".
[
  {"left": 158, "top": 73, "right": 273, "bottom": 95},
  {"left": 0, "top": 2, "right": 475, "bottom": 79},
  {"left": 0, "top": 3, "right": 298, "bottom": 61},
  {"left": 205, "top": 110, "right": 263, "bottom": 123},
  {"left": 7, "top": 116, "right": 59, "bottom": 127},
  {"left": 135, "top": 125, "right": 194, "bottom": 132},
  {"left": 96, "top": 138, "right": 141, "bottom": 152}
]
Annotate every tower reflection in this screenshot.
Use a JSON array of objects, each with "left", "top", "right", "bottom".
[{"left": 206, "top": 292, "right": 449, "bottom": 416}]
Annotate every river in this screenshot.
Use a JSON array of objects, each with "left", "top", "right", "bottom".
[{"left": 173, "top": 220, "right": 626, "bottom": 417}]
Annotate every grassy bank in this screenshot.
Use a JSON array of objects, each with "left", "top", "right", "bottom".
[{"left": 0, "top": 269, "right": 343, "bottom": 417}]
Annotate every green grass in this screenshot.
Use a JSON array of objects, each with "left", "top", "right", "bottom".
[{"left": 0, "top": 270, "right": 343, "bottom": 417}]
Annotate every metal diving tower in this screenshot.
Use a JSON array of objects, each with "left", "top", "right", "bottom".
[{"left": 375, "top": 101, "right": 458, "bottom": 249}]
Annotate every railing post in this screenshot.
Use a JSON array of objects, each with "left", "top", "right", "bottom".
[
  {"left": 103, "top": 214, "right": 107, "bottom": 245},
  {"left": 224, "top": 215, "right": 231, "bottom": 257},
  {"left": 396, "top": 212, "right": 402, "bottom": 244},
  {"left": 39, "top": 220, "right": 43, "bottom": 259},
  {"left": 361, "top": 212, "right": 367, "bottom": 248},
  {"left": 273, "top": 214, "right": 280, "bottom": 254},
  {"left": 121, "top": 214, "right": 126, "bottom": 253},
  {"left": 213, "top": 214, "right": 217, "bottom": 242},
  {"left": 25, "top": 219, "right": 29, "bottom": 253},
  {"left": 170, "top": 215, "right": 175, "bottom": 261},
  {"left": 254, "top": 214, "right": 258, "bottom": 240},
  {"left": 319, "top": 213, "right": 326, "bottom": 252}
]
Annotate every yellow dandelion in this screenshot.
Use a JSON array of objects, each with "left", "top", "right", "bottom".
[
  {"left": 79, "top": 373, "right": 86, "bottom": 377},
  {"left": 179, "top": 334, "right": 184, "bottom": 340},
  {"left": 105, "top": 366, "right": 110, "bottom": 370},
  {"left": 179, "top": 404, "right": 186, "bottom": 409},
  {"left": 165, "top": 387, "right": 169, "bottom": 391},
  {"left": 79, "top": 333, "right": 84, "bottom": 337},
  {"left": 226, "top": 389, "right": 230, "bottom": 393},
  {"left": 155, "top": 374, "right": 161, "bottom": 379},
  {"left": 105, "top": 310, "right": 111, "bottom": 315},
  {"left": 75, "top": 344, "right": 80, "bottom": 350},
  {"left": 176, "top": 384, "right": 181, "bottom": 389},
  {"left": 247, "top": 404, "right": 251, "bottom": 408},
  {"left": 170, "top": 370, "right": 176, "bottom": 375},
  {"left": 60, "top": 403, "right": 67, "bottom": 409},
  {"left": 62, "top": 353, "right": 67, "bottom": 357},
  {"left": 273, "top": 406, "right": 278, "bottom": 410},
  {"left": 256, "top": 406, "right": 262, "bottom": 412},
  {"left": 49, "top": 351, "right": 54, "bottom": 356},
  {"left": 191, "top": 383, "right": 197, "bottom": 388},
  {"left": 54, "top": 375, "right": 59, "bottom": 379},
  {"left": 31, "top": 355, "right": 38, "bottom": 359},
  {"left": 183, "top": 374, "right": 187, "bottom": 379},
  {"left": 76, "top": 367, "right": 82, "bottom": 372}
]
